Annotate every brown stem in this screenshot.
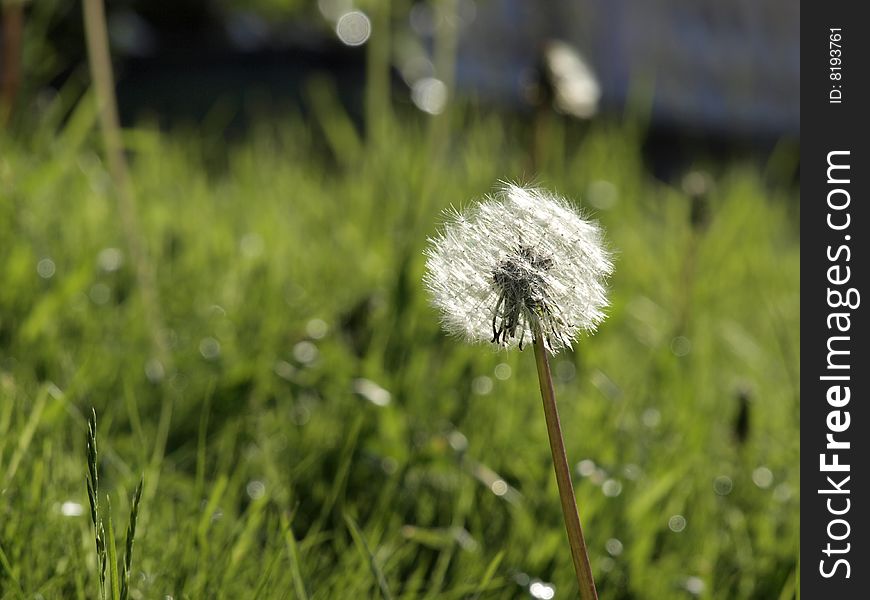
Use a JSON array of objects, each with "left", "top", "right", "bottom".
[
  {"left": 532, "top": 328, "right": 598, "bottom": 599},
  {"left": 1, "top": 1, "right": 24, "bottom": 126},
  {"left": 82, "top": 0, "right": 170, "bottom": 369}
]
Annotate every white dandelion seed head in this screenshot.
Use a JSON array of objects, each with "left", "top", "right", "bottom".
[{"left": 424, "top": 183, "right": 613, "bottom": 353}]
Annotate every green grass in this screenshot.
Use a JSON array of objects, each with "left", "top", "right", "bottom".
[{"left": 0, "top": 88, "right": 798, "bottom": 599}]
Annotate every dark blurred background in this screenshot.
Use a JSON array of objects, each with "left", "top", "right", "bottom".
[{"left": 2, "top": 0, "right": 799, "bottom": 172}]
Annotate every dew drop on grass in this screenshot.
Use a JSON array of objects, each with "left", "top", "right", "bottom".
[
  {"left": 670, "top": 336, "right": 692, "bottom": 357},
  {"left": 472, "top": 375, "right": 493, "bottom": 395},
  {"left": 713, "top": 475, "right": 733, "bottom": 496},
  {"left": 668, "top": 515, "right": 687, "bottom": 532},
  {"left": 602, "top": 478, "right": 623, "bottom": 497},
  {"left": 246, "top": 480, "right": 265, "bottom": 500},
  {"left": 642, "top": 408, "right": 661, "bottom": 428},
  {"left": 144, "top": 358, "right": 165, "bottom": 383},
  {"left": 774, "top": 482, "right": 792, "bottom": 502},
  {"left": 199, "top": 337, "right": 221, "bottom": 360},
  {"left": 447, "top": 430, "right": 468, "bottom": 452},
  {"left": 577, "top": 459, "right": 596, "bottom": 477},
  {"left": 605, "top": 538, "right": 623, "bottom": 556},
  {"left": 37, "top": 258, "right": 56, "bottom": 279},
  {"left": 752, "top": 466, "right": 774, "bottom": 488},
  {"left": 335, "top": 10, "right": 371, "bottom": 46},
  {"left": 305, "top": 318, "right": 329, "bottom": 339},
  {"left": 529, "top": 580, "right": 555, "bottom": 600},
  {"left": 685, "top": 576, "right": 705, "bottom": 595},
  {"left": 411, "top": 77, "right": 448, "bottom": 115},
  {"left": 293, "top": 341, "right": 318, "bottom": 364},
  {"left": 555, "top": 360, "right": 576, "bottom": 382},
  {"left": 97, "top": 247, "right": 123, "bottom": 272},
  {"left": 490, "top": 479, "right": 508, "bottom": 496},
  {"left": 60, "top": 501, "right": 84, "bottom": 517},
  {"left": 493, "top": 362, "right": 511, "bottom": 380}
]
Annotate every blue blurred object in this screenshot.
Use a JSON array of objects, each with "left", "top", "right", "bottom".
[{"left": 455, "top": 0, "right": 799, "bottom": 138}]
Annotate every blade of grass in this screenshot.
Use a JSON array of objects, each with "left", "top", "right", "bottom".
[
  {"left": 343, "top": 512, "right": 393, "bottom": 600},
  {"left": 222, "top": 495, "right": 268, "bottom": 587},
  {"left": 3, "top": 384, "right": 48, "bottom": 485},
  {"left": 105, "top": 497, "right": 121, "bottom": 600},
  {"left": 0, "top": 541, "right": 26, "bottom": 599},
  {"left": 470, "top": 550, "right": 505, "bottom": 600},
  {"left": 120, "top": 476, "right": 143, "bottom": 600},
  {"left": 313, "top": 414, "right": 363, "bottom": 533},
  {"left": 279, "top": 512, "right": 310, "bottom": 600}
]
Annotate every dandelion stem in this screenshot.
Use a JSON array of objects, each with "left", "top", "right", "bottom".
[{"left": 532, "top": 327, "right": 598, "bottom": 600}]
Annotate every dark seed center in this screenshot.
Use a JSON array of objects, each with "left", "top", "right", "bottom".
[{"left": 490, "top": 245, "right": 555, "bottom": 348}]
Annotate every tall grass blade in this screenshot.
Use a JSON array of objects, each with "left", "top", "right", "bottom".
[
  {"left": 343, "top": 512, "right": 394, "bottom": 600},
  {"left": 120, "top": 476, "right": 144, "bottom": 600},
  {"left": 279, "top": 512, "right": 309, "bottom": 600},
  {"left": 105, "top": 497, "right": 121, "bottom": 600}
]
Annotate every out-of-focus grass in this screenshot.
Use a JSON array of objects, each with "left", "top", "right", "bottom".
[{"left": 0, "top": 87, "right": 798, "bottom": 599}]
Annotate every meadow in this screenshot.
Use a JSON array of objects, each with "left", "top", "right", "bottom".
[{"left": 0, "top": 80, "right": 799, "bottom": 598}]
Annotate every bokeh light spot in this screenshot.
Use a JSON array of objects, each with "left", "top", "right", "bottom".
[
  {"left": 605, "top": 537, "right": 623, "bottom": 556},
  {"left": 246, "top": 480, "right": 265, "bottom": 500},
  {"left": 713, "top": 475, "right": 733, "bottom": 496},
  {"left": 529, "top": 580, "right": 555, "bottom": 600},
  {"left": 306, "top": 318, "right": 329, "bottom": 339},
  {"left": 97, "top": 247, "right": 124, "bottom": 272},
  {"left": 685, "top": 576, "right": 705, "bottom": 595},
  {"left": 587, "top": 180, "right": 618, "bottom": 210},
  {"left": 353, "top": 378, "right": 391, "bottom": 407},
  {"left": 555, "top": 359, "right": 576, "bottom": 382},
  {"left": 642, "top": 408, "right": 661, "bottom": 428},
  {"left": 472, "top": 375, "right": 493, "bottom": 395},
  {"left": 293, "top": 341, "right": 318, "bottom": 364},
  {"left": 668, "top": 515, "right": 687, "bottom": 532},
  {"left": 577, "top": 459, "right": 596, "bottom": 477},
  {"left": 199, "top": 337, "right": 221, "bottom": 360},
  {"left": 60, "top": 501, "right": 84, "bottom": 517},
  {"left": 490, "top": 479, "right": 508, "bottom": 496},
  {"left": 494, "top": 362, "right": 511, "bottom": 380},
  {"left": 752, "top": 466, "right": 774, "bottom": 488},
  {"left": 336, "top": 11, "right": 371, "bottom": 46},
  {"left": 602, "top": 479, "right": 623, "bottom": 497},
  {"left": 670, "top": 336, "right": 692, "bottom": 357},
  {"left": 411, "top": 77, "right": 448, "bottom": 115},
  {"left": 144, "top": 358, "right": 165, "bottom": 383},
  {"left": 37, "top": 258, "right": 56, "bottom": 279}
]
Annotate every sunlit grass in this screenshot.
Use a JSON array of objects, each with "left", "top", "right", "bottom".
[{"left": 0, "top": 92, "right": 798, "bottom": 598}]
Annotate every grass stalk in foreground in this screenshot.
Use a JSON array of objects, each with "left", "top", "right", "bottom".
[
  {"left": 533, "top": 328, "right": 598, "bottom": 600},
  {"left": 87, "top": 409, "right": 144, "bottom": 600}
]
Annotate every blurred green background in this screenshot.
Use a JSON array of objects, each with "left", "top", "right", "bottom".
[{"left": 1, "top": 1, "right": 798, "bottom": 599}]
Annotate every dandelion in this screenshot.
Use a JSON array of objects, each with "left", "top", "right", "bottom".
[
  {"left": 424, "top": 184, "right": 611, "bottom": 352},
  {"left": 424, "top": 183, "right": 613, "bottom": 600}
]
